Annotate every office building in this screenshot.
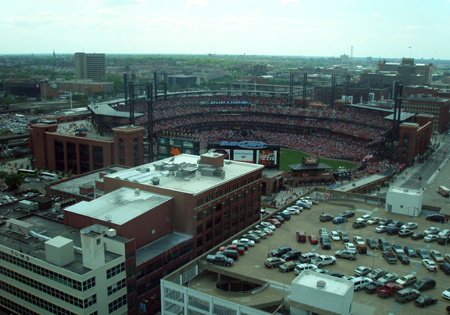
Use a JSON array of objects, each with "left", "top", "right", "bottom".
[
  {"left": 402, "top": 95, "right": 449, "bottom": 133},
  {"left": 75, "top": 53, "right": 106, "bottom": 82}
]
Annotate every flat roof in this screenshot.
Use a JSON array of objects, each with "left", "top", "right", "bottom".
[
  {"left": 136, "top": 232, "right": 193, "bottom": 266},
  {"left": 388, "top": 186, "right": 423, "bottom": 195},
  {"left": 55, "top": 119, "right": 115, "bottom": 141},
  {"left": 88, "top": 103, "right": 145, "bottom": 118},
  {"left": 293, "top": 270, "right": 352, "bottom": 296},
  {"left": 50, "top": 166, "right": 128, "bottom": 199},
  {"left": 335, "top": 174, "right": 386, "bottom": 192},
  {"left": 0, "top": 215, "right": 121, "bottom": 275},
  {"left": 383, "top": 112, "right": 416, "bottom": 121},
  {"left": 289, "top": 163, "right": 332, "bottom": 171},
  {"left": 64, "top": 187, "right": 173, "bottom": 226},
  {"left": 104, "top": 154, "right": 264, "bottom": 196}
]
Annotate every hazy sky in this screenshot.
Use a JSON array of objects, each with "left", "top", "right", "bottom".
[{"left": 2, "top": 0, "right": 449, "bottom": 59}]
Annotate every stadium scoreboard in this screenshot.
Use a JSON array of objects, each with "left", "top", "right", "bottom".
[
  {"left": 207, "top": 141, "right": 280, "bottom": 169},
  {"left": 157, "top": 137, "right": 200, "bottom": 159}
]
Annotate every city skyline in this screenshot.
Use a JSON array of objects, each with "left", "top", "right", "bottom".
[{"left": 2, "top": 0, "right": 450, "bottom": 59}]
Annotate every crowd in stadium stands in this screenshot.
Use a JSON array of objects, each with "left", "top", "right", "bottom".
[{"left": 106, "top": 95, "right": 394, "bottom": 160}]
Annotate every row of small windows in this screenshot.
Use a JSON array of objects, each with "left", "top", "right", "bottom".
[
  {"left": 108, "top": 278, "right": 127, "bottom": 296},
  {"left": 0, "top": 280, "right": 77, "bottom": 315},
  {"left": 109, "top": 294, "right": 127, "bottom": 314},
  {"left": 0, "top": 295, "right": 40, "bottom": 315},
  {"left": 196, "top": 176, "right": 260, "bottom": 207},
  {"left": 145, "top": 243, "right": 193, "bottom": 276},
  {"left": 106, "top": 262, "right": 126, "bottom": 279},
  {"left": 0, "top": 265, "right": 96, "bottom": 309},
  {"left": 0, "top": 251, "right": 95, "bottom": 292}
]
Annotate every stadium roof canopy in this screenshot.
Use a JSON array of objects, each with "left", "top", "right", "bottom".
[
  {"left": 88, "top": 103, "right": 144, "bottom": 118},
  {"left": 383, "top": 112, "right": 415, "bottom": 121},
  {"left": 289, "top": 163, "right": 333, "bottom": 171}
]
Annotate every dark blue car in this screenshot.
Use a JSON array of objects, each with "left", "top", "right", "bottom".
[
  {"left": 332, "top": 216, "right": 347, "bottom": 224},
  {"left": 295, "top": 202, "right": 311, "bottom": 209}
]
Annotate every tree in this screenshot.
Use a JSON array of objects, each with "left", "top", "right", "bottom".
[
  {"left": 0, "top": 171, "right": 8, "bottom": 182},
  {"left": 5, "top": 174, "right": 23, "bottom": 189}
]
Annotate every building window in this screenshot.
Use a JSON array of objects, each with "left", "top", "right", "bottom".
[
  {"left": 108, "top": 294, "right": 127, "bottom": 314},
  {"left": 127, "top": 266, "right": 135, "bottom": 278},
  {"left": 196, "top": 198, "right": 203, "bottom": 206},
  {"left": 137, "top": 284, "right": 146, "bottom": 297},
  {"left": 179, "top": 243, "right": 193, "bottom": 257},
  {"left": 206, "top": 219, "right": 212, "bottom": 230},
  {"left": 196, "top": 210, "right": 203, "bottom": 222},
  {"left": 128, "top": 282, "right": 136, "bottom": 294},
  {"left": 107, "top": 279, "right": 126, "bottom": 296},
  {"left": 106, "top": 262, "right": 125, "bottom": 279},
  {"left": 93, "top": 146, "right": 104, "bottom": 170},
  {"left": 146, "top": 259, "right": 162, "bottom": 275},
  {"left": 136, "top": 268, "right": 144, "bottom": 280},
  {"left": 197, "top": 224, "right": 203, "bottom": 235},
  {"left": 147, "top": 274, "right": 162, "bottom": 292},
  {"left": 164, "top": 250, "right": 179, "bottom": 265},
  {"left": 127, "top": 252, "right": 135, "bottom": 260}
]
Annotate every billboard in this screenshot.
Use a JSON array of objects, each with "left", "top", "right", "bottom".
[
  {"left": 257, "top": 150, "right": 277, "bottom": 166},
  {"left": 210, "top": 148, "right": 231, "bottom": 160},
  {"left": 157, "top": 137, "right": 200, "bottom": 160},
  {"left": 233, "top": 150, "right": 253, "bottom": 163}
]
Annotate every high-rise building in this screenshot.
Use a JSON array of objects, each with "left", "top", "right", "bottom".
[{"left": 74, "top": 53, "right": 106, "bottom": 82}]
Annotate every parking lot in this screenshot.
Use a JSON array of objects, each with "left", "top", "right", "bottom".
[{"left": 211, "top": 200, "right": 450, "bottom": 315}]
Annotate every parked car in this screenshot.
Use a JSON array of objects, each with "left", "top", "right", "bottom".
[
  {"left": 353, "top": 221, "right": 368, "bottom": 229},
  {"left": 378, "top": 218, "right": 393, "bottom": 226},
  {"left": 281, "top": 250, "right": 302, "bottom": 261},
  {"left": 299, "top": 253, "right": 320, "bottom": 263},
  {"left": 414, "top": 296, "right": 437, "bottom": 307},
  {"left": 378, "top": 273, "right": 399, "bottom": 284},
  {"left": 338, "top": 211, "right": 355, "bottom": 218},
  {"left": 329, "top": 231, "right": 340, "bottom": 241},
  {"left": 394, "top": 288, "right": 421, "bottom": 303},
  {"left": 392, "top": 243, "right": 405, "bottom": 255},
  {"left": 276, "top": 211, "right": 291, "bottom": 221},
  {"left": 352, "top": 277, "right": 373, "bottom": 291},
  {"left": 326, "top": 271, "right": 345, "bottom": 278},
  {"left": 388, "top": 220, "right": 404, "bottom": 228},
  {"left": 272, "top": 215, "right": 285, "bottom": 223},
  {"left": 416, "top": 248, "right": 430, "bottom": 259},
  {"left": 294, "top": 263, "right": 318, "bottom": 274},
  {"left": 412, "top": 277, "right": 436, "bottom": 291},
  {"left": 367, "top": 268, "right": 388, "bottom": 280},
  {"left": 355, "top": 214, "right": 372, "bottom": 222},
  {"left": 426, "top": 214, "right": 446, "bottom": 222},
  {"left": 338, "top": 231, "right": 349, "bottom": 242},
  {"left": 270, "top": 246, "right": 292, "bottom": 257},
  {"left": 320, "top": 235, "right": 331, "bottom": 249},
  {"left": 386, "top": 227, "right": 400, "bottom": 235},
  {"left": 310, "top": 255, "right": 336, "bottom": 267},
  {"left": 440, "top": 263, "right": 450, "bottom": 275},
  {"left": 424, "top": 234, "right": 439, "bottom": 242},
  {"left": 219, "top": 250, "right": 240, "bottom": 260},
  {"left": 422, "top": 259, "right": 437, "bottom": 271},
  {"left": 249, "top": 230, "right": 267, "bottom": 239},
  {"left": 319, "top": 214, "right": 334, "bottom": 222},
  {"left": 233, "top": 238, "right": 255, "bottom": 247},
  {"left": 446, "top": 254, "right": 450, "bottom": 263},
  {"left": 424, "top": 227, "right": 440, "bottom": 235},
  {"left": 375, "top": 225, "right": 388, "bottom": 233},
  {"left": 319, "top": 228, "right": 328, "bottom": 236},
  {"left": 404, "top": 245, "right": 416, "bottom": 257},
  {"left": 377, "top": 238, "right": 390, "bottom": 251},
  {"left": 401, "top": 222, "right": 418, "bottom": 230},
  {"left": 442, "top": 287, "right": 450, "bottom": 300},
  {"left": 225, "top": 245, "right": 245, "bottom": 255},
  {"left": 398, "top": 229, "right": 413, "bottom": 237},
  {"left": 439, "top": 229, "right": 450, "bottom": 237},
  {"left": 366, "top": 238, "right": 377, "bottom": 249},
  {"left": 278, "top": 261, "right": 298, "bottom": 273},
  {"left": 264, "top": 257, "right": 286, "bottom": 268},
  {"left": 367, "top": 217, "right": 381, "bottom": 225},
  {"left": 335, "top": 250, "right": 357, "bottom": 260},
  {"left": 285, "top": 208, "right": 300, "bottom": 215},
  {"left": 364, "top": 281, "right": 384, "bottom": 294},
  {"left": 345, "top": 243, "right": 356, "bottom": 251},
  {"left": 377, "top": 283, "right": 404, "bottom": 298},
  {"left": 267, "top": 219, "right": 281, "bottom": 227},
  {"left": 353, "top": 236, "right": 365, "bottom": 246},
  {"left": 396, "top": 274, "right": 417, "bottom": 287},
  {"left": 397, "top": 254, "right": 410, "bottom": 265},
  {"left": 411, "top": 233, "right": 425, "bottom": 240},
  {"left": 309, "top": 235, "right": 318, "bottom": 244},
  {"left": 430, "top": 250, "right": 445, "bottom": 263},
  {"left": 354, "top": 266, "right": 372, "bottom": 277},
  {"left": 332, "top": 216, "right": 347, "bottom": 224},
  {"left": 242, "top": 234, "right": 261, "bottom": 243},
  {"left": 260, "top": 221, "right": 276, "bottom": 230},
  {"left": 296, "top": 231, "right": 307, "bottom": 242},
  {"left": 206, "top": 254, "right": 234, "bottom": 266},
  {"left": 356, "top": 244, "right": 367, "bottom": 254}
]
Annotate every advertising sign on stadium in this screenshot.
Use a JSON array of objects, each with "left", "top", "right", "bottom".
[
  {"left": 305, "top": 157, "right": 318, "bottom": 164},
  {"left": 220, "top": 141, "right": 266, "bottom": 149},
  {"left": 257, "top": 150, "right": 277, "bottom": 165},
  {"left": 183, "top": 141, "right": 194, "bottom": 149},
  {"left": 211, "top": 149, "right": 230, "bottom": 160},
  {"left": 233, "top": 150, "right": 253, "bottom": 163}
]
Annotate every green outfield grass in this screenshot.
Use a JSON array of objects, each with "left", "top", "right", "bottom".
[{"left": 280, "top": 149, "right": 356, "bottom": 172}]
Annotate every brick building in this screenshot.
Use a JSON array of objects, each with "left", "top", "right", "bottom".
[
  {"left": 398, "top": 115, "right": 434, "bottom": 165},
  {"left": 40, "top": 79, "right": 114, "bottom": 98},
  {"left": 402, "top": 95, "right": 450, "bottom": 133}
]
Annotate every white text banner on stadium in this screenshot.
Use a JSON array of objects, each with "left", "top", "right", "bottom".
[{"left": 233, "top": 150, "right": 254, "bottom": 163}]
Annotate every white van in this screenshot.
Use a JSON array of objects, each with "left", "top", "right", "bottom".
[{"left": 352, "top": 277, "right": 373, "bottom": 291}]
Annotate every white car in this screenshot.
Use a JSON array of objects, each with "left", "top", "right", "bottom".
[
  {"left": 345, "top": 243, "right": 356, "bottom": 251},
  {"left": 367, "top": 217, "right": 381, "bottom": 225},
  {"left": 232, "top": 238, "right": 255, "bottom": 247},
  {"left": 422, "top": 259, "right": 437, "bottom": 271},
  {"left": 285, "top": 208, "right": 300, "bottom": 215},
  {"left": 354, "top": 266, "right": 372, "bottom": 277},
  {"left": 294, "top": 263, "right": 318, "bottom": 275},
  {"left": 352, "top": 277, "right": 373, "bottom": 291},
  {"left": 356, "top": 214, "right": 372, "bottom": 222},
  {"left": 261, "top": 227, "right": 274, "bottom": 235},
  {"left": 260, "top": 222, "right": 276, "bottom": 230},
  {"left": 23, "top": 178, "right": 30, "bottom": 183},
  {"left": 353, "top": 236, "right": 365, "bottom": 245},
  {"left": 401, "top": 222, "right": 418, "bottom": 230},
  {"left": 442, "top": 287, "right": 450, "bottom": 300},
  {"left": 439, "top": 229, "right": 450, "bottom": 237},
  {"left": 290, "top": 206, "right": 303, "bottom": 211},
  {"left": 330, "top": 231, "right": 340, "bottom": 241},
  {"left": 299, "top": 199, "right": 312, "bottom": 206},
  {"left": 424, "top": 227, "right": 440, "bottom": 235},
  {"left": 424, "top": 234, "right": 439, "bottom": 242},
  {"left": 310, "top": 255, "right": 336, "bottom": 267},
  {"left": 375, "top": 225, "right": 388, "bottom": 233}
]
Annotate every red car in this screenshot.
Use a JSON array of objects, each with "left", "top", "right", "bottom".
[
  {"left": 309, "top": 235, "right": 318, "bottom": 244},
  {"left": 272, "top": 215, "right": 285, "bottom": 223},
  {"left": 267, "top": 219, "right": 281, "bottom": 227},
  {"left": 376, "top": 283, "right": 403, "bottom": 298},
  {"left": 225, "top": 245, "right": 245, "bottom": 255}
]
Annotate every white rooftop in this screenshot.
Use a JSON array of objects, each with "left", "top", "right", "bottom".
[
  {"left": 64, "top": 187, "right": 173, "bottom": 225},
  {"left": 388, "top": 186, "right": 423, "bottom": 195},
  {"left": 104, "top": 154, "right": 264, "bottom": 196},
  {"left": 292, "top": 270, "right": 352, "bottom": 296}
]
